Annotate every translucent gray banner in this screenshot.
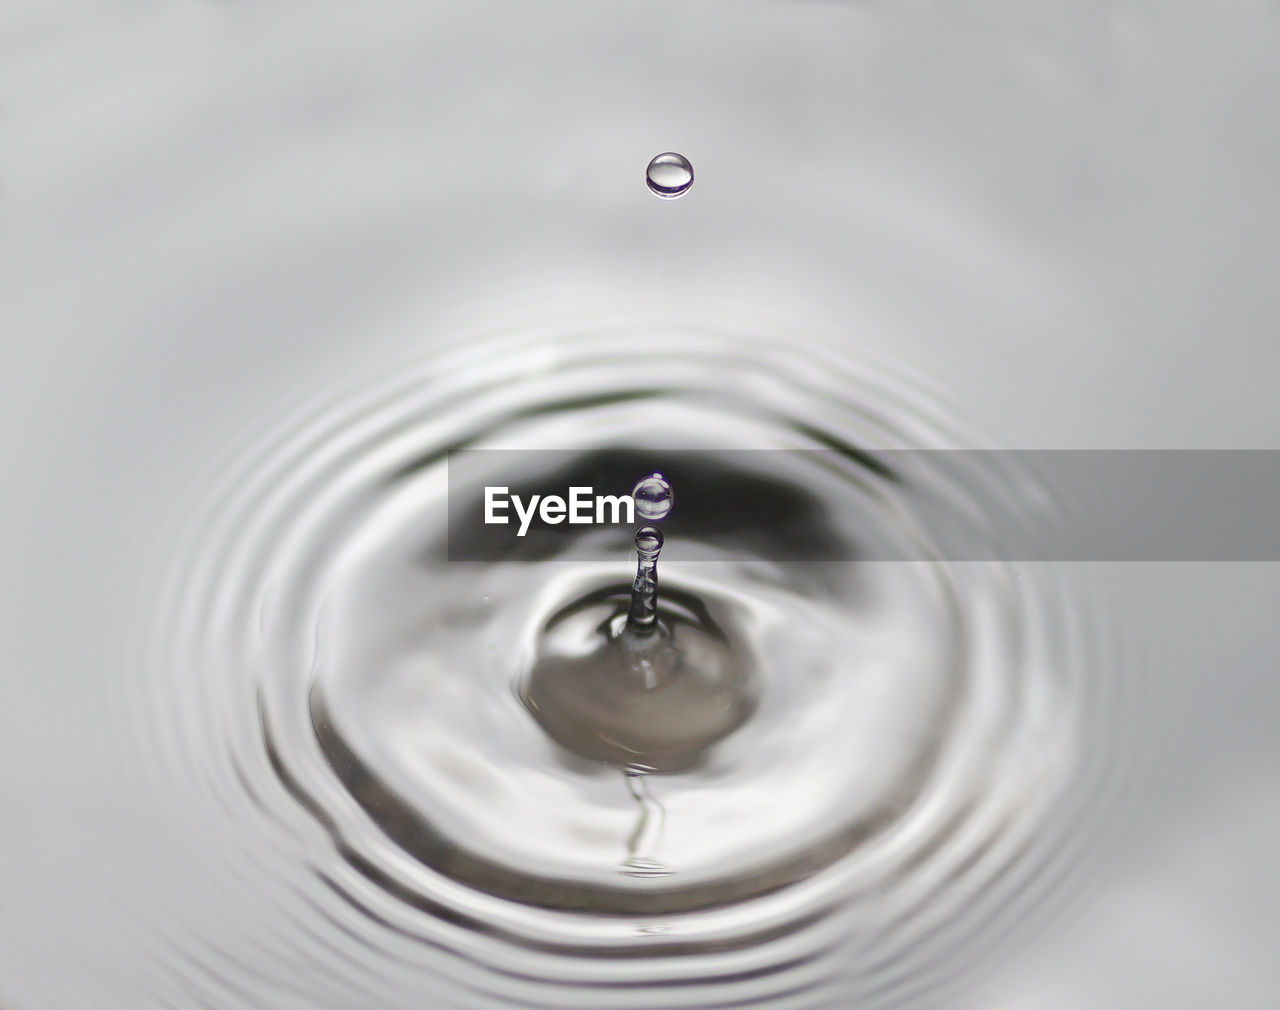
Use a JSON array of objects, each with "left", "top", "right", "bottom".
[{"left": 443, "top": 449, "right": 1280, "bottom": 561}]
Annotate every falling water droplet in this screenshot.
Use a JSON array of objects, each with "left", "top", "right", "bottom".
[
  {"left": 631, "top": 472, "right": 674, "bottom": 520},
  {"left": 645, "top": 153, "right": 694, "bottom": 199}
]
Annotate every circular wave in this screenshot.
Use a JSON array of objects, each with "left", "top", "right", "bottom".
[{"left": 137, "top": 322, "right": 1121, "bottom": 1009}]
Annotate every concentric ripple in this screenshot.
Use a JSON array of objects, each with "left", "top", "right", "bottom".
[{"left": 140, "top": 322, "right": 1122, "bottom": 1009}]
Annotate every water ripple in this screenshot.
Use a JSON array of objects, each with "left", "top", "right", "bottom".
[{"left": 127, "top": 322, "right": 1128, "bottom": 1008}]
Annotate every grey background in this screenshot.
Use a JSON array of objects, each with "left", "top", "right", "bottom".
[{"left": 1, "top": 2, "right": 1278, "bottom": 1008}]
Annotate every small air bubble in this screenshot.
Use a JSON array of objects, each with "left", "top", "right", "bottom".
[
  {"left": 631, "top": 473, "right": 674, "bottom": 521},
  {"left": 645, "top": 153, "right": 694, "bottom": 199}
]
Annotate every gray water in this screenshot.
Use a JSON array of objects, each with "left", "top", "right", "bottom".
[{"left": 2, "top": 3, "right": 1279, "bottom": 1010}]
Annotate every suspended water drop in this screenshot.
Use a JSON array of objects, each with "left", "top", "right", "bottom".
[
  {"left": 631, "top": 472, "right": 674, "bottom": 520},
  {"left": 645, "top": 152, "right": 694, "bottom": 199}
]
